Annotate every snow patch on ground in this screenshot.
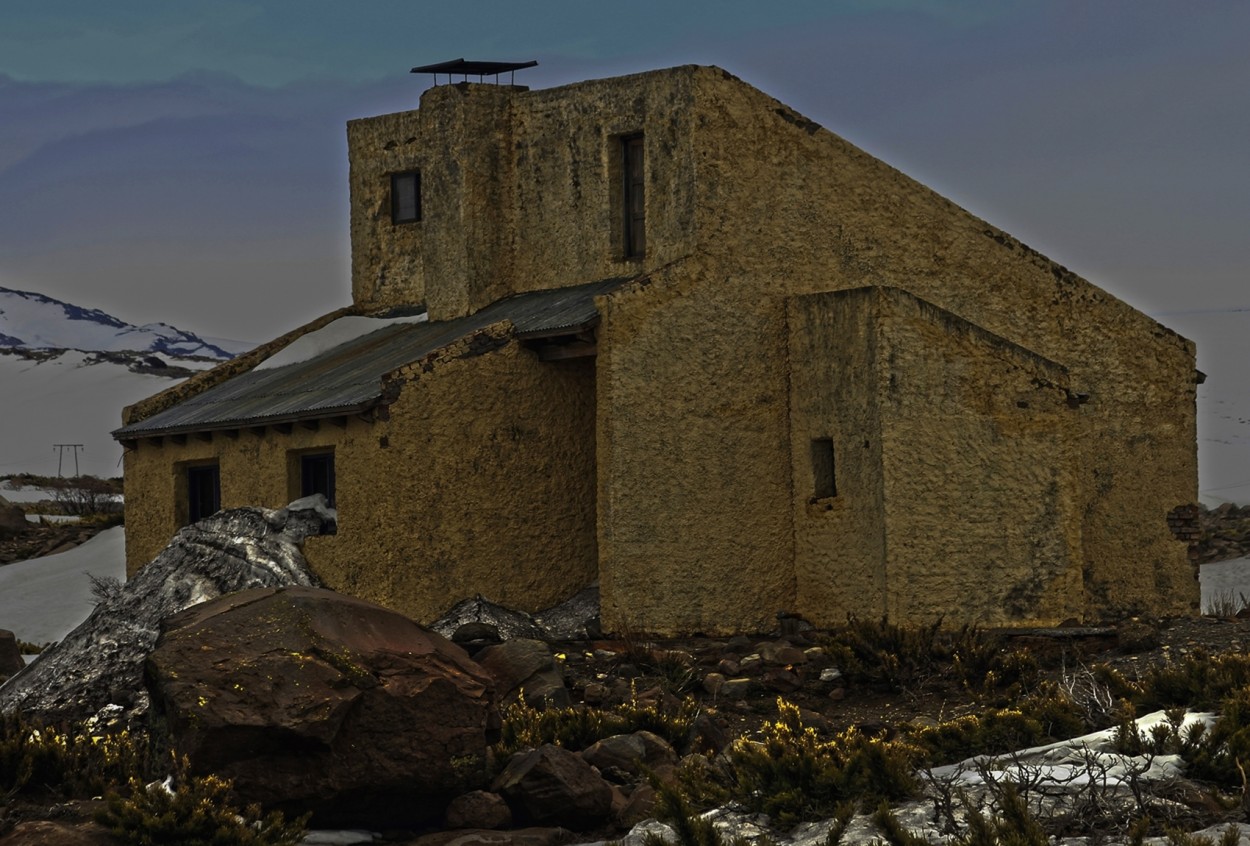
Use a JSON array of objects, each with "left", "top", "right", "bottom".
[
  {"left": 253, "top": 313, "right": 428, "bottom": 371},
  {"left": 0, "top": 527, "right": 126, "bottom": 645}
]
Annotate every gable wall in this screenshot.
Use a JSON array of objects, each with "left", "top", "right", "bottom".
[{"left": 683, "top": 68, "right": 1197, "bottom": 621}]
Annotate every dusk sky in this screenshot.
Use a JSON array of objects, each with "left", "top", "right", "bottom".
[{"left": 1, "top": 1, "right": 1245, "bottom": 343}]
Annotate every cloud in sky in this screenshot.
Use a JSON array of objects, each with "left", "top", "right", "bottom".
[{"left": 0, "top": 0, "right": 1246, "bottom": 341}]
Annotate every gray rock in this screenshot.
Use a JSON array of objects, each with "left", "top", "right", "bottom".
[
  {"left": 0, "top": 629, "right": 24, "bottom": 677},
  {"left": 0, "top": 496, "right": 332, "bottom": 721},
  {"left": 0, "top": 494, "right": 25, "bottom": 537}
]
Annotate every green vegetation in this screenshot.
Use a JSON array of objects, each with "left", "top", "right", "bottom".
[
  {"left": 684, "top": 699, "right": 918, "bottom": 829},
  {"left": 96, "top": 759, "right": 307, "bottom": 846},
  {"left": 494, "top": 686, "right": 700, "bottom": 760},
  {"left": 0, "top": 711, "right": 150, "bottom": 801}
]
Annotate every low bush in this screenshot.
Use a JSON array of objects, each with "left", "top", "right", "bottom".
[
  {"left": 96, "top": 759, "right": 307, "bottom": 846},
  {"left": 0, "top": 712, "right": 150, "bottom": 800},
  {"left": 494, "top": 688, "right": 700, "bottom": 760},
  {"left": 684, "top": 699, "right": 918, "bottom": 829}
]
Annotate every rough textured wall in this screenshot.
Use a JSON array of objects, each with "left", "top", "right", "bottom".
[
  {"left": 348, "top": 109, "right": 427, "bottom": 310},
  {"left": 121, "top": 420, "right": 367, "bottom": 575},
  {"left": 787, "top": 290, "right": 887, "bottom": 623},
  {"left": 870, "top": 288, "right": 1084, "bottom": 625},
  {"left": 685, "top": 67, "right": 1197, "bottom": 619},
  {"left": 507, "top": 68, "right": 699, "bottom": 294},
  {"left": 348, "top": 68, "right": 702, "bottom": 317},
  {"left": 596, "top": 256, "right": 796, "bottom": 636},
  {"left": 310, "top": 327, "right": 598, "bottom": 621}
]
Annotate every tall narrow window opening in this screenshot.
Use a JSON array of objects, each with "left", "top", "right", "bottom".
[
  {"left": 300, "top": 451, "right": 336, "bottom": 508},
  {"left": 391, "top": 171, "right": 421, "bottom": 224},
  {"left": 186, "top": 464, "right": 221, "bottom": 524},
  {"left": 623, "top": 134, "right": 645, "bottom": 258},
  {"left": 811, "top": 438, "right": 837, "bottom": 499}
]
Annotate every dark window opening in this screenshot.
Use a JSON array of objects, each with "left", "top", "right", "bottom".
[
  {"left": 300, "top": 452, "right": 336, "bottom": 509},
  {"left": 623, "top": 134, "right": 645, "bottom": 257},
  {"left": 811, "top": 438, "right": 837, "bottom": 499},
  {"left": 391, "top": 171, "right": 421, "bottom": 224},
  {"left": 186, "top": 464, "right": 221, "bottom": 524}
]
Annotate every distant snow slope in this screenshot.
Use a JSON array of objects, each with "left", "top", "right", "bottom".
[
  {"left": 0, "top": 349, "right": 215, "bottom": 477},
  {"left": 0, "top": 286, "right": 252, "bottom": 358},
  {"left": 0, "top": 283, "right": 256, "bottom": 477}
]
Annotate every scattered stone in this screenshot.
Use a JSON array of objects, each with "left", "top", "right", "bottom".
[
  {"left": 762, "top": 667, "right": 801, "bottom": 693},
  {"left": 445, "top": 790, "right": 513, "bottom": 830},
  {"left": 616, "top": 784, "right": 656, "bottom": 827},
  {"left": 758, "top": 641, "right": 807, "bottom": 666},
  {"left": 0, "top": 819, "right": 114, "bottom": 845},
  {"left": 716, "top": 657, "right": 741, "bottom": 676},
  {"left": 410, "top": 827, "right": 573, "bottom": 846},
  {"left": 474, "top": 639, "right": 570, "bottom": 709},
  {"left": 739, "top": 654, "right": 763, "bottom": 674},
  {"left": 702, "top": 672, "right": 726, "bottom": 696},
  {"left": 580, "top": 731, "right": 677, "bottom": 781},
  {"left": 720, "top": 678, "right": 754, "bottom": 700},
  {"left": 146, "top": 585, "right": 498, "bottom": 829},
  {"left": 582, "top": 682, "right": 607, "bottom": 704},
  {"left": 819, "top": 667, "right": 843, "bottom": 683},
  {"left": 492, "top": 744, "right": 613, "bottom": 829}
]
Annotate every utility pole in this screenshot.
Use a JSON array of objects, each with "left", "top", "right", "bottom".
[{"left": 53, "top": 444, "right": 83, "bottom": 477}]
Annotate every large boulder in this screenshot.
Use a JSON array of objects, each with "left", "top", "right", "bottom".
[
  {"left": 0, "top": 497, "right": 333, "bottom": 721},
  {"left": 146, "top": 585, "right": 499, "bottom": 829}
]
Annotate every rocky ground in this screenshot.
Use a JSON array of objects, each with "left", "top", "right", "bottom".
[{"left": 4, "top": 509, "right": 1250, "bottom": 845}]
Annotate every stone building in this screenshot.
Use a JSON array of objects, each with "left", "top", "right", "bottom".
[{"left": 114, "top": 64, "right": 1200, "bottom": 635}]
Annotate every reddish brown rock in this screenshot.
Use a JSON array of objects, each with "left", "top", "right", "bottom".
[
  {"left": 445, "top": 790, "right": 513, "bottom": 830},
  {"left": 492, "top": 743, "right": 613, "bottom": 829},
  {"left": 145, "top": 586, "right": 498, "bottom": 828},
  {"left": 0, "top": 820, "right": 113, "bottom": 845},
  {"left": 474, "top": 639, "right": 569, "bottom": 709}
]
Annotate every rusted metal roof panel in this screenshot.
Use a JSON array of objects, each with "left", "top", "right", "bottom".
[{"left": 113, "top": 277, "right": 628, "bottom": 439}]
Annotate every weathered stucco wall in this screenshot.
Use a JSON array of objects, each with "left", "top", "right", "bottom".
[
  {"left": 307, "top": 327, "right": 598, "bottom": 621},
  {"left": 348, "top": 69, "right": 701, "bottom": 319},
  {"left": 121, "top": 420, "right": 367, "bottom": 574},
  {"left": 124, "top": 330, "right": 598, "bottom": 622},
  {"left": 870, "top": 287, "right": 1084, "bottom": 625},
  {"left": 681, "top": 67, "right": 1198, "bottom": 620},
  {"left": 787, "top": 290, "right": 887, "bottom": 623},
  {"left": 596, "top": 257, "right": 797, "bottom": 635}
]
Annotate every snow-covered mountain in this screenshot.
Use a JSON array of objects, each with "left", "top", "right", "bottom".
[
  {"left": 0, "top": 286, "right": 252, "bottom": 359},
  {"left": 0, "top": 286, "right": 254, "bottom": 478}
]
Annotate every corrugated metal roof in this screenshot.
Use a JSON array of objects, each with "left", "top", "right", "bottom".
[{"left": 114, "top": 277, "right": 629, "bottom": 439}]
